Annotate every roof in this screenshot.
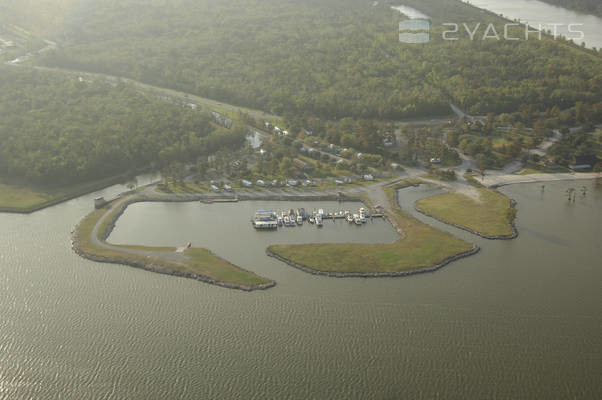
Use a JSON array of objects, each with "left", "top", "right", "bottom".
[{"left": 571, "top": 155, "right": 599, "bottom": 167}]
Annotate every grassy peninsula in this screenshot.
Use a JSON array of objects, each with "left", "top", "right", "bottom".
[
  {"left": 74, "top": 197, "right": 274, "bottom": 290},
  {"left": 415, "top": 188, "right": 516, "bottom": 238},
  {"left": 268, "top": 182, "right": 476, "bottom": 275}
]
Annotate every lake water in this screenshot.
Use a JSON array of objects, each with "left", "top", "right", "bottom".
[
  {"left": 0, "top": 179, "right": 600, "bottom": 399},
  {"left": 465, "top": 0, "right": 602, "bottom": 49}
]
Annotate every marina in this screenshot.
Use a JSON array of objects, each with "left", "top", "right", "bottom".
[
  {"left": 1, "top": 181, "right": 601, "bottom": 398},
  {"left": 251, "top": 205, "right": 383, "bottom": 230}
]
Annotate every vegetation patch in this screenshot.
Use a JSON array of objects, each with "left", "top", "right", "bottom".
[
  {"left": 268, "top": 181, "right": 475, "bottom": 275},
  {"left": 415, "top": 189, "right": 516, "bottom": 238},
  {"left": 0, "top": 173, "right": 137, "bottom": 213}
]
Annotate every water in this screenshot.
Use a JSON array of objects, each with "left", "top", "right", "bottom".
[
  {"left": 391, "top": 5, "right": 431, "bottom": 20},
  {"left": 108, "top": 200, "right": 398, "bottom": 283},
  {"left": 0, "top": 180, "right": 600, "bottom": 399},
  {"left": 465, "top": 0, "right": 602, "bottom": 49}
]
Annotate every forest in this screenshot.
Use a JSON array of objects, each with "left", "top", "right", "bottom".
[
  {"left": 0, "top": 67, "right": 246, "bottom": 184},
  {"left": 2, "top": 0, "right": 598, "bottom": 120},
  {"left": 540, "top": 0, "right": 602, "bottom": 17}
]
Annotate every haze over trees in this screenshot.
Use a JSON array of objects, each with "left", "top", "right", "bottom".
[
  {"left": 2, "top": 0, "right": 599, "bottom": 120},
  {"left": 0, "top": 67, "right": 246, "bottom": 184},
  {"left": 540, "top": 0, "right": 602, "bottom": 17}
]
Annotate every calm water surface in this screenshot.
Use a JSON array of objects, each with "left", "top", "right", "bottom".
[
  {"left": 466, "top": 0, "right": 602, "bottom": 49},
  {"left": 0, "top": 180, "right": 600, "bottom": 399}
]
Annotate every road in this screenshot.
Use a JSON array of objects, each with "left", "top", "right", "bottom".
[
  {"left": 482, "top": 172, "right": 599, "bottom": 188},
  {"left": 89, "top": 188, "right": 188, "bottom": 262}
]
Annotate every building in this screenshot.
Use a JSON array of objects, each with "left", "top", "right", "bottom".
[
  {"left": 94, "top": 197, "right": 107, "bottom": 209},
  {"left": 293, "top": 158, "right": 314, "bottom": 172},
  {"left": 569, "top": 155, "right": 599, "bottom": 171}
]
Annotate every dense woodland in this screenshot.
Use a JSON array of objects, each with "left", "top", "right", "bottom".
[
  {"left": 540, "top": 0, "right": 602, "bottom": 17},
  {"left": 0, "top": 67, "right": 246, "bottom": 183},
  {"left": 2, "top": 0, "right": 598, "bottom": 120},
  {"left": 0, "top": 0, "right": 601, "bottom": 186}
]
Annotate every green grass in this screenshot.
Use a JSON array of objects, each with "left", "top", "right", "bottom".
[
  {"left": 74, "top": 196, "right": 272, "bottom": 288},
  {"left": 184, "top": 248, "right": 268, "bottom": 286},
  {"left": 0, "top": 183, "right": 51, "bottom": 210},
  {"left": 0, "top": 173, "right": 139, "bottom": 213},
  {"left": 269, "top": 181, "right": 474, "bottom": 274},
  {"left": 516, "top": 165, "right": 570, "bottom": 175},
  {"left": 415, "top": 188, "right": 514, "bottom": 237}
]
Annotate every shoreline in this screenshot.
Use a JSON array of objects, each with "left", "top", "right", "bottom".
[
  {"left": 0, "top": 170, "right": 146, "bottom": 214},
  {"left": 414, "top": 202, "right": 518, "bottom": 240},
  {"left": 72, "top": 194, "right": 277, "bottom": 291}
]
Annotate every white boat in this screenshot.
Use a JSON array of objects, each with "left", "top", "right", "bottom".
[
  {"left": 316, "top": 215, "right": 323, "bottom": 227},
  {"left": 359, "top": 212, "right": 367, "bottom": 223},
  {"left": 346, "top": 214, "right": 354, "bottom": 223},
  {"left": 284, "top": 216, "right": 291, "bottom": 226},
  {"left": 318, "top": 209, "right": 324, "bottom": 217},
  {"left": 297, "top": 215, "right": 303, "bottom": 225},
  {"left": 277, "top": 216, "right": 283, "bottom": 226},
  {"left": 308, "top": 216, "right": 315, "bottom": 224},
  {"left": 353, "top": 214, "right": 362, "bottom": 225},
  {"left": 252, "top": 210, "right": 278, "bottom": 229}
]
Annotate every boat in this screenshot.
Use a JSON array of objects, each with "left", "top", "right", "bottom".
[
  {"left": 284, "top": 215, "right": 296, "bottom": 226},
  {"left": 297, "top": 215, "right": 303, "bottom": 225},
  {"left": 359, "top": 212, "right": 367, "bottom": 223},
  {"left": 299, "top": 208, "right": 306, "bottom": 219},
  {"left": 318, "top": 208, "right": 324, "bottom": 217},
  {"left": 252, "top": 210, "right": 278, "bottom": 229},
  {"left": 346, "top": 214, "right": 354, "bottom": 223},
  {"left": 277, "top": 216, "right": 283, "bottom": 226},
  {"left": 315, "top": 215, "right": 323, "bottom": 227},
  {"left": 353, "top": 214, "right": 362, "bottom": 225},
  {"left": 308, "top": 216, "right": 315, "bottom": 224}
]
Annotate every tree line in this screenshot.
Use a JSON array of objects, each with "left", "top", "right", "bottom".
[{"left": 18, "top": 0, "right": 600, "bottom": 121}]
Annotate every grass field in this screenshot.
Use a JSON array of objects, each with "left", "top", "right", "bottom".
[
  {"left": 0, "top": 183, "right": 51, "bottom": 210},
  {"left": 0, "top": 173, "right": 138, "bottom": 213},
  {"left": 74, "top": 198, "right": 272, "bottom": 288},
  {"left": 268, "top": 182, "right": 475, "bottom": 274},
  {"left": 415, "top": 188, "right": 514, "bottom": 237}
]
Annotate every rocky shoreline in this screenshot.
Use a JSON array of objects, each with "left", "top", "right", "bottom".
[{"left": 71, "top": 195, "right": 276, "bottom": 291}]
